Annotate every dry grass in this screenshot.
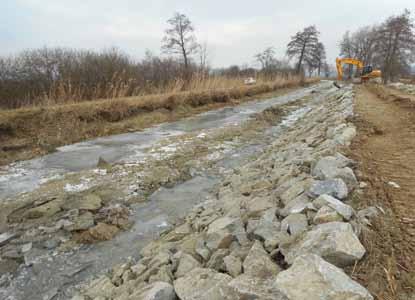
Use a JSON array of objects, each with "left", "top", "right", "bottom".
[
  {"left": 0, "top": 75, "right": 319, "bottom": 166},
  {"left": 27, "top": 74, "right": 290, "bottom": 107}
]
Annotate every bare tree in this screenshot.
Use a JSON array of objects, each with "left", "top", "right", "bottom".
[
  {"left": 352, "top": 26, "right": 377, "bottom": 65},
  {"left": 162, "top": 12, "right": 199, "bottom": 73},
  {"left": 316, "top": 42, "right": 327, "bottom": 76},
  {"left": 339, "top": 31, "right": 355, "bottom": 78},
  {"left": 286, "top": 25, "right": 320, "bottom": 74},
  {"left": 374, "top": 9, "right": 415, "bottom": 83},
  {"left": 198, "top": 41, "right": 210, "bottom": 73},
  {"left": 255, "top": 47, "right": 277, "bottom": 69},
  {"left": 339, "top": 27, "right": 378, "bottom": 78},
  {"left": 306, "top": 42, "right": 326, "bottom": 76}
]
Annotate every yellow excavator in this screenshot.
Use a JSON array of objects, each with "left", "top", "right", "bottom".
[{"left": 334, "top": 57, "right": 381, "bottom": 88}]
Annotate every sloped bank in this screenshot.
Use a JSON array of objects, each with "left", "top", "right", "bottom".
[
  {"left": 72, "top": 85, "right": 376, "bottom": 300},
  {"left": 0, "top": 78, "right": 318, "bottom": 166}
]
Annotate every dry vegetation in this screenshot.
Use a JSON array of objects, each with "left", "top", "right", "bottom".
[{"left": 0, "top": 75, "right": 318, "bottom": 166}]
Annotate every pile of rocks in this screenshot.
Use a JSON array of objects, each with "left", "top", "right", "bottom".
[
  {"left": 72, "top": 86, "right": 376, "bottom": 300},
  {"left": 0, "top": 191, "right": 131, "bottom": 272}
]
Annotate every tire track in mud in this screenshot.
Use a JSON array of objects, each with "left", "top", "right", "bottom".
[{"left": 349, "top": 84, "right": 415, "bottom": 298}]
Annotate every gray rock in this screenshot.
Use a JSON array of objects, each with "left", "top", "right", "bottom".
[
  {"left": 174, "top": 268, "right": 234, "bottom": 300},
  {"left": 21, "top": 242, "right": 32, "bottom": 253},
  {"left": 312, "top": 194, "right": 354, "bottom": 220},
  {"left": 253, "top": 223, "right": 281, "bottom": 242},
  {"left": 334, "top": 125, "right": 356, "bottom": 146},
  {"left": 63, "top": 193, "right": 102, "bottom": 211},
  {"left": 207, "top": 217, "right": 236, "bottom": 234},
  {"left": 308, "top": 178, "right": 348, "bottom": 199},
  {"left": 243, "top": 241, "right": 281, "bottom": 278},
  {"left": 357, "top": 206, "right": 380, "bottom": 220},
  {"left": 43, "top": 238, "right": 61, "bottom": 250},
  {"left": 147, "top": 251, "right": 172, "bottom": 270},
  {"left": 281, "top": 214, "right": 308, "bottom": 236},
  {"left": 42, "top": 288, "right": 59, "bottom": 300},
  {"left": 23, "top": 199, "right": 62, "bottom": 219},
  {"left": 223, "top": 255, "right": 242, "bottom": 277},
  {"left": 206, "top": 249, "right": 229, "bottom": 271},
  {"left": 280, "top": 183, "right": 305, "bottom": 205},
  {"left": 205, "top": 230, "right": 234, "bottom": 251},
  {"left": 2, "top": 246, "right": 22, "bottom": 260},
  {"left": 251, "top": 210, "right": 281, "bottom": 242},
  {"left": 66, "top": 212, "right": 95, "bottom": 231},
  {"left": 24, "top": 247, "right": 45, "bottom": 266},
  {"left": 312, "top": 156, "right": 357, "bottom": 189},
  {"left": 149, "top": 265, "right": 174, "bottom": 284},
  {"left": 246, "top": 219, "right": 260, "bottom": 235},
  {"left": 245, "top": 196, "right": 275, "bottom": 218},
  {"left": 279, "top": 194, "right": 313, "bottom": 217},
  {"left": 264, "top": 232, "right": 292, "bottom": 252},
  {"left": 130, "top": 281, "right": 176, "bottom": 300},
  {"left": 207, "top": 217, "right": 248, "bottom": 246},
  {"left": 281, "top": 222, "right": 366, "bottom": 267},
  {"left": 0, "top": 232, "right": 16, "bottom": 246},
  {"left": 276, "top": 254, "right": 373, "bottom": 300},
  {"left": 334, "top": 167, "right": 358, "bottom": 189},
  {"left": 312, "top": 155, "right": 349, "bottom": 177},
  {"left": 195, "top": 238, "right": 210, "bottom": 261},
  {"left": 131, "top": 262, "right": 147, "bottom": 276},
  {"left": 228, "top": 274, "right": 288, "bottom": 300},
  {"left": 175, "top": 253, "right": 201, "bottom": 278},
  {"left": 84, "top": 276, "right": 117, "bottom": 299},
  {"left": 313, "top": 206, "right": 343, "bottom": 224}
]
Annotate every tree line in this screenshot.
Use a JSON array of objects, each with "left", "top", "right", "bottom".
[
  {"left": 0, "top": 11, "right": 329, "bottom": 109},
  {"left": 339, "top": 9, "right": 415, "bottom": 83}
]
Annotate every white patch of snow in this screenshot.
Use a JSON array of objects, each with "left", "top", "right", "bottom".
[
  {"left": 388, "top": 181, "right": 400, "bottom": 188},
  {"left": 281, "top": 107, "right": 311, "bottom": 127},
  {"left": 92, "top": 169, "right": 107, "bottom": 176},
  {"left": 156, "top": 221, "right": 169, "bottom": 228},
  {"left": 64, "top": 178, "right": 92, "bottom": 193},
  {"left": 39, "top": 174, "right": 64, "bottom": 185}
]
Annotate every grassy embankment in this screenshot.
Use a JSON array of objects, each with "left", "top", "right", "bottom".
[{"left": 0, "top": 75, "right": 319, "bottom": 165}]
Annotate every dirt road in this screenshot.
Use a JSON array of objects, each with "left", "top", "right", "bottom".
[{"left": 350, "top": 85, "right": 415, "bottom": 298}]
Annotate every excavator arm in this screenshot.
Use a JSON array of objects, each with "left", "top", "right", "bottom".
[{"left": 336, "top": 58, "right": 364, "bottom": 81}]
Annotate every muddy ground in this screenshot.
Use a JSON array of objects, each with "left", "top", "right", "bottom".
[{"left": 349, "top": 84, "right": 415, "bottom": 299}]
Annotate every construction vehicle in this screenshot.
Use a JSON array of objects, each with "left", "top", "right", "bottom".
[{"left": 334, "top": 57, "right": 382, "bottom": 88}]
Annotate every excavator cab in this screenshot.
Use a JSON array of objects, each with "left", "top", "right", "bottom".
[{"left": 361, "top": 66, "right": 373, "bottom": 76}]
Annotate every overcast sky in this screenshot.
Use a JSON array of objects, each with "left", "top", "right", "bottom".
[{"left": 1, "top": 1, "right": 414, "bottom": 68}]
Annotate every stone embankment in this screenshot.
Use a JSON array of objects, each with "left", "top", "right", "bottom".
[{"left": 71, "top": 85, "right": 377, "bottom": 300}]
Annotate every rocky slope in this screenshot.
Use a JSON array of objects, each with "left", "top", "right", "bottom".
[
  {"left": 68, "top": 84, "right": 377, "bottom": 300},
  {"left": 0, "top": 84, "right": 321, "bottom": 299}
]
